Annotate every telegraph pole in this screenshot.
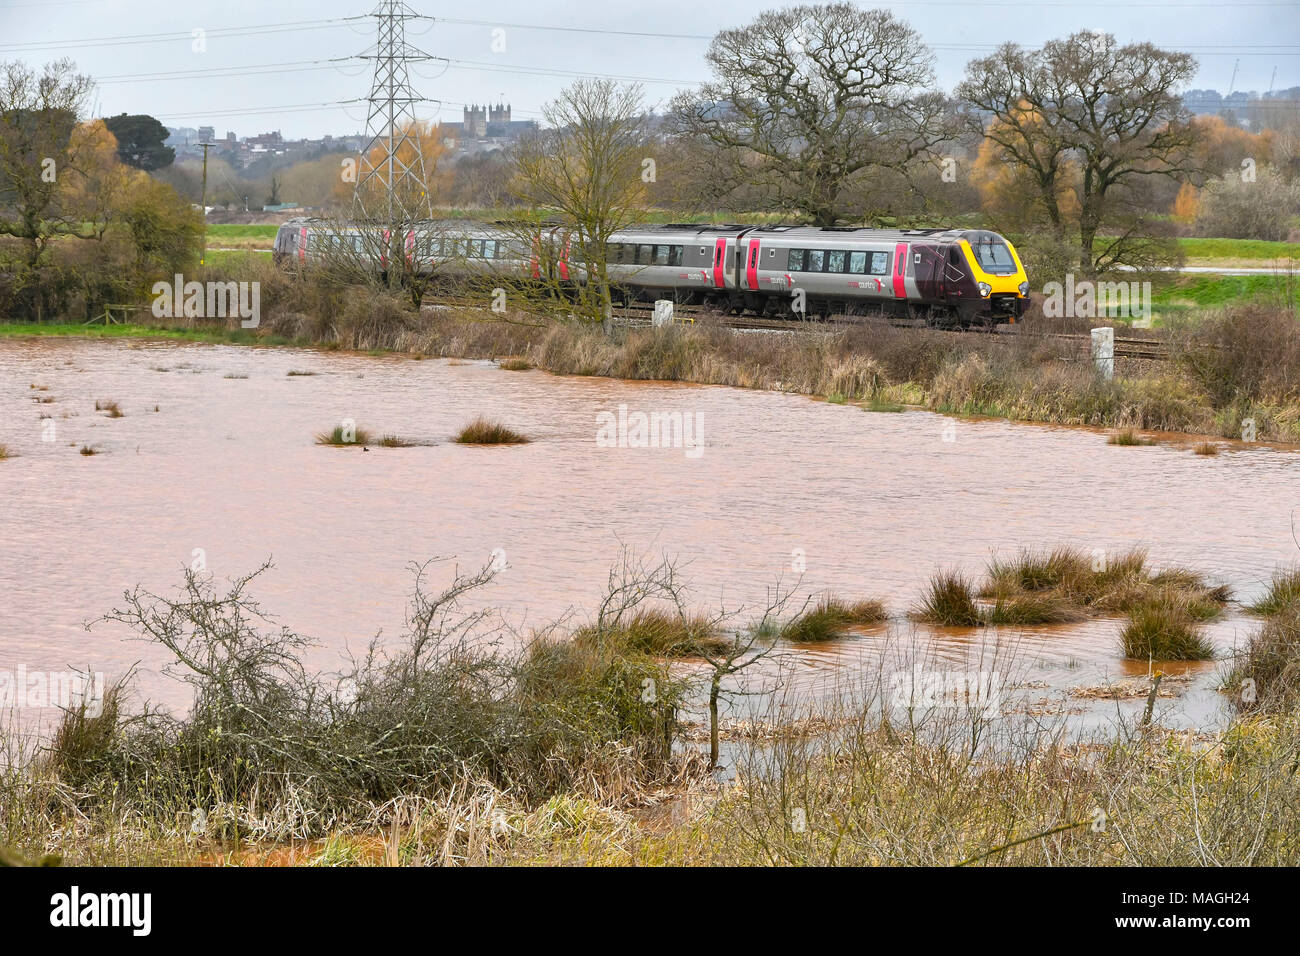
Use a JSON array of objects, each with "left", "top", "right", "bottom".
[
  {"left": 198, "top": 141, "right": 214, "bottom": 267},
  {"left": 352, "top": 0, "right": 435, "bottom": 286}
]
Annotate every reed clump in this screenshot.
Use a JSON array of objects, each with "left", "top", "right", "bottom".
[
  {"left": 316, "top": 425, "right": 374, "bottom": 446},
  {"left": 1226, "top": 606, "right": 1300, "bottom": 714},
  {"left": 910, "top": 572, "right": 982, "bottom": 626},
  {"left": 780, "top": 596, "right": 888, "bottom": 642},
  {"left": 1107, "top": 429, "right": 1153, "bottom": 446},
  {"left": 455, "top": 418, "right": 530, "bottom": 445},
  {"left": 1119, "top": 592, "right": 1215, "bottom": 661},
  {"left": 571, "top": 608, "right": 733, "bottom": 658},
  {"left": 1247, "top": 568, "right": 1300, "bottom": 617}
]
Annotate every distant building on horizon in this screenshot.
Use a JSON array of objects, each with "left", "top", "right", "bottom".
[{"left": 440, "top": 100, "right": 537, "bottom": 153}]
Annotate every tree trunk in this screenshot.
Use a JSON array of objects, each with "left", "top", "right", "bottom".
[{"left": 709, "top": 672, "right": 721, "bottom": 769}]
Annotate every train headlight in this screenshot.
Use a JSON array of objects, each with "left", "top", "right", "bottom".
[
  {"left": 977, "top": 282, "right": 991, "bottom": 298},
  {"left": 1018, "top": 280, "right": 1030, "bottom": 297}
]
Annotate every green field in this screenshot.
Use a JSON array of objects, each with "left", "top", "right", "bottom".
[
  {"left": 206, "top": 224, "right": 281, "bottom": 239},
  {"left": 1153, "top": 273, "right": 1299, "bottom": 307},
  {"left": 1178, "top": 237, "right": 1299, "bottom": 261}
]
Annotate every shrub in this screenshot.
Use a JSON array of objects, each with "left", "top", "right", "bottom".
[
  {"left": 45, "top": 558, "right": 697, "bottom": 836},
  {"left": 1194, "top": 165, "right": 1300, "bottom": 242}
]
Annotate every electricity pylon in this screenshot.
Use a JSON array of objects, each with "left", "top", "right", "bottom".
[{"left": 352, "top": 0, "right": 434, "bottom": 226}]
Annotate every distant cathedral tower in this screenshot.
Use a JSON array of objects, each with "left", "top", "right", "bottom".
[{"left": 460, "top": 100, "right": 514, "bottom": 140}]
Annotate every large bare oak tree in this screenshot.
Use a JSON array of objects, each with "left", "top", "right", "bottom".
[
  {"left": 668, "top": 4, "right": 951, "bottom": 227},
  {"left": 959, "top": 32, "right": 1197, "bottom": 276}
]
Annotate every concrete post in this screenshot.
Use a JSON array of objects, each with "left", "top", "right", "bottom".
[
  {"left": 653, "top": 300, "right": 674, "bottom": 327},
  {"left": 1092, "top": 327, "right": 1114, "bottom": 380}
]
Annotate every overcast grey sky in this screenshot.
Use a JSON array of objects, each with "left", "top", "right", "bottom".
[{"left": 2, "top": 0, "right": 1298, "bottom": 138}]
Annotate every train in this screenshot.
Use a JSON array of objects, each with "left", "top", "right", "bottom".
[{"left": 273, "top": 218, "right": 1032, "bottom": 328}]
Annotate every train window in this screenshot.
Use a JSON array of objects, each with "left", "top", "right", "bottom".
[
  {"left": 788, "top": 249, "right": 805, "bottom": 271},
  {"left": 848, "top": 252, "right": 867, "bottom": 274},
  {"left": 870, "top": 252, "right": 889, "bottom": 275},
  {"left": 827, "top": 250, "right": 847, "bottom": 273},
  {"left": 669, "top": 245, "right": 684, "bottom": 266},
  {"left": 808, "top": 250, "right": 824, "bottom": 272},
  {"left": 484, "top": 240, "right": 498, "bottom": 259}
]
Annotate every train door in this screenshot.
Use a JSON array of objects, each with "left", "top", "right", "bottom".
[
  {"left": 744, "top": 238, "right": 761, "bottom": 291},
  {"left": 712, "top": 237, "right": 728, "bottom": 289},
  {"left": 911, "top": 244, "right": 948, "bottom": 302},
  {"left": 892, "top": 242, "right": 908, "bottom": 298}
]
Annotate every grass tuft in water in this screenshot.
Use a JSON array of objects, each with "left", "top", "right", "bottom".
[
  {"left": 455, "top": 418, "right": 530, "bottom": 445},
  {"left": 498, "top": 358, "right": 533, "bottom": 371},
  {"left": 1246, "top": 568, "right": 1300, "bottom": 617},
  {"left": 780, "top": 596, "right": 887, "bottom": 642},
  {"left": 573, "top": 608, "right": 733, "bottom": 658},
  {"left": 1119, "top": 593, "right": 1214, "bottom": 660},
  {"left": 910, "top": 572, "right": 982, "bottom": 627},
  {"left": 316, "top": 425, "right": 374, "bottom": 446},
  {"left": 94, "top": 400, "right": 123, "bottom": 418},
  {"left": 1107, "top": 429, "right": 1155, "bottom": 446}
]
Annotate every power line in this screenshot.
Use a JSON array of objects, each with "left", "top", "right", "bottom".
[{"left": 0, "top": 17, "right": 360, "bottom": 52}]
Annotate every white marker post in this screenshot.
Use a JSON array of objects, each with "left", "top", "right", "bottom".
[
  {"left": 653, "top": 299, "right": 674, "bottom": 327},
  {"left": 1091, "top": 327, "right": 1114, "bottom": 380}
]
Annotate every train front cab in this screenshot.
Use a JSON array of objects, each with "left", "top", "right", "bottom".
[{"left": 958, "top": 231, "right": 1030, "bottom": 325}]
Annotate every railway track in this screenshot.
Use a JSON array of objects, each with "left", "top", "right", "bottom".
[{"left": 612, "top": 301, "right": 1172, "bottom": 359}]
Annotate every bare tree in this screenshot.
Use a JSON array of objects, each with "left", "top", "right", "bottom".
[
  {"left": 668, "top": 4, "right": 951, "bottom": 227},
  {"left": 511, "top": 78, "right": 650, "bottom": 321},
  {"left": 959, "top": 32, "right": 1198, "bottom": 276}
]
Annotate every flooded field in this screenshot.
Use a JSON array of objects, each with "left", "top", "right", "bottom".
[{"left": 3, "top": 336, "right": 1299, "bottom": 733}]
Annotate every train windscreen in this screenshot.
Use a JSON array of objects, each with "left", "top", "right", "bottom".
[{"left": 970, "top": 238, "right": 1018, "bottom": 275}]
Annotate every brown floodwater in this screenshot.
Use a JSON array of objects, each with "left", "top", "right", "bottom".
[{"left": 3, "top": 336, "right": 1299, "bottom": 735}]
